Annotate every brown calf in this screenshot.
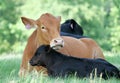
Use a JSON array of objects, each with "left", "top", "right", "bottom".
[
  {"left": 19, "top": 13, "right": 105, "bottom": 77},
  {"left": 19, "top": 13, "right": 62, "bottom": 76},
  {"left": 58, "top": 36, "right": 104, "bottom": 59}
]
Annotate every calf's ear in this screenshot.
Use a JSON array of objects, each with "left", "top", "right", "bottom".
[
  {"left": 70, "top": 23, "right": 74, "bottom": 29},
  {"left": 70, "top": 19, "right": 76, "bottom": 29},
  {"left": 21, "top": 17, "right": 38, "bottom": 30}
]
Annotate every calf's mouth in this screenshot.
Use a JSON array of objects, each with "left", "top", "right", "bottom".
[{"left": 52, "top": 44, "right": 64, "bottom": 50}]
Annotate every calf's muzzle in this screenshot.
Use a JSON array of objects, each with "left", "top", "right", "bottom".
[{"left": 50, "top": 38, "right": 64, "bottom": 50}]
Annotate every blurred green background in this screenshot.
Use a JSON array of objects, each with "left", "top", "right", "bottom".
[{"left": 0, "top": 0, "right": 120, "bottom": 54}]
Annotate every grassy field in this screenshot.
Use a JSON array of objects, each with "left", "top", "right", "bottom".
[{"left": 0, "top": 52, "right": 120, "bottom": 83}]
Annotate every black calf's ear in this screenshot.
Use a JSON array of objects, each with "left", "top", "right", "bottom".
[
  {"left": 70, "top": 19, "right": 76, "bottom": 29},
  {"left": 70, "top": 23, "right": 74, "bottom": 29}
]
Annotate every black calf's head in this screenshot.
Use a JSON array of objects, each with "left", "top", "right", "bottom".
[
  {"left": 30, "top": 45, "right": 50, "bottom": 66},
  {"left": 61, "top": 19, "right": 84, "bottom": 35}
]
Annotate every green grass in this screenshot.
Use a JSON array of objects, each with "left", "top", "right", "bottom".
[{"left": 0, "top": 52, "right": 120, "bottom": 83}]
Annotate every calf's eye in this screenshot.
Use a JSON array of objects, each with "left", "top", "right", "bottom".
[
  {"left": 41, "top": 26, "right": 45, "bottom": 29},
  {"left": 41, "top": 25, "right": 47, "bottom": 32}
]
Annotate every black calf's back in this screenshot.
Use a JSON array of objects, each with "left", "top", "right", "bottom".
[
  {"left": 30, "top": 45, "right": 120, "bottom": 79},
  {"left": 60, "top": 32, "right": 87, "bottom": 39}
]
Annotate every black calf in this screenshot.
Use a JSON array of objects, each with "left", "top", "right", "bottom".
[
  {"left": 60, "top": 32, "right": 87, "bottom": 39},
  {"left": 30, "top": 45, "right": 120, "bottom": 79},
  {"left": 60, "top": 19, "right": 84, "bottom": 36}
]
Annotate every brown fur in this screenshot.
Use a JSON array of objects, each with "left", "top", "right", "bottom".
[
  {"left": 19, "top": 13, "right": 105, "bottom": 77},
  {"left": 58, "top": 36, "right": 104, "bottom": 59}
]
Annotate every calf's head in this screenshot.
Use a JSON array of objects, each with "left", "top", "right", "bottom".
[
  {"left": 21, "top": 13, "right": 64, "bottom": 50},
  {"left": 60, "top": 19, "right": 83, "bottom": 35},
  {"left": 30, "top": 45, "right": 50, "bottom": 66}
]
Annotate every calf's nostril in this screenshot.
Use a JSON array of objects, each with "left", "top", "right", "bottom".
[
  {"left": 54, "top": 40, "right": 58, "bottom": 43},
  {"left": 54, "top": 39, "right": 64, "bottom": 44},
  {"left": 29, "top": 60, "right": 33, "bottom": 64}
]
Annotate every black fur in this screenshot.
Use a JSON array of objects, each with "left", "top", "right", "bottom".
[
  {"left": 61, "top": 19, "right": 83, "bottom": 36},
  {"left": 60, "top": 32, "right": 87, "bottom": 39},
  {"left": 60, "top": 19, "right": 87, "bottom": 38},
  {"left": 30, "top": 45, "right": 120, "bottom": 79}
]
